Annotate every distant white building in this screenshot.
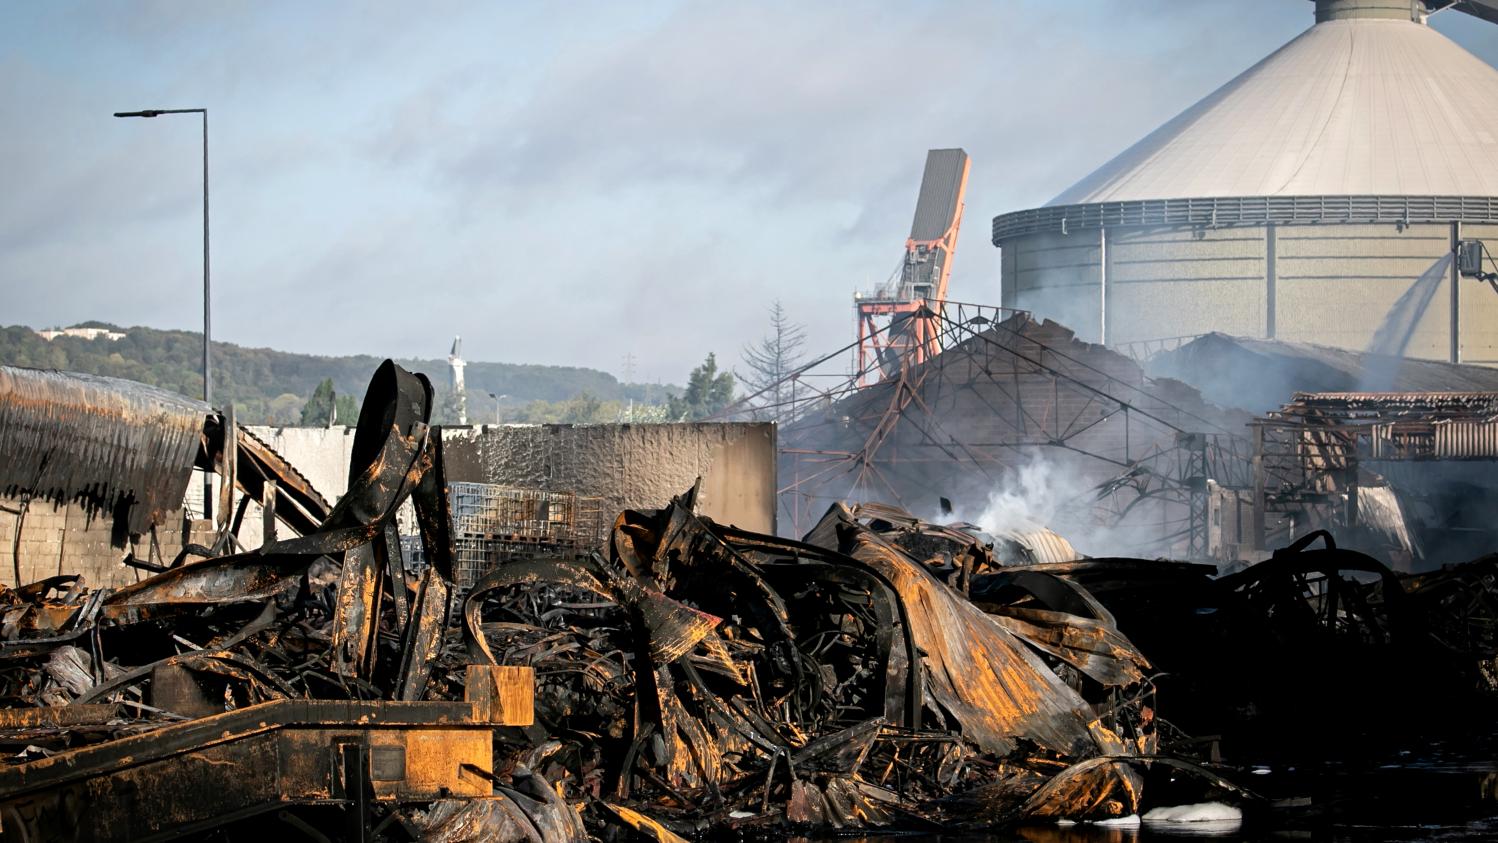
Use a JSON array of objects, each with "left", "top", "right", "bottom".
[{"left": 36, "top": 327, "right": 127, "bottom": 342}]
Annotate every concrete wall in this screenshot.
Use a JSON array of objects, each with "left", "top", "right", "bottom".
[
  {"left": 1002, "top": 220, "right": 1498, "bottom": 362},
  {"left": 0, "top": 496, "right": 215, "bottom": 589},
  {"left": 241, "top": 426, "right": 359, "bottom": 504},
  {"left": 440, "top": 423, "right": 778, "bottom": 534},
  {"left": 1107, "top": 226, "right": 1267, "bottom": 342},
  {"left": 232, "top": 426, "right": 360, "bottom": 550}
]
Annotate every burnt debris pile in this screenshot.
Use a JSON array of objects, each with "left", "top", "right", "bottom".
[{"left": 0, "top": 362, "right": 1496, "bottom": 841}]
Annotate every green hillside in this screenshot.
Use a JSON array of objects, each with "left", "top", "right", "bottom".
[{"left": 1, "top": 323, "right": 672, "bottom": 425}]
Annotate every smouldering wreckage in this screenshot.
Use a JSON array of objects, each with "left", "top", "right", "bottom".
[{"left": 0, "top": 361, "right": 1492, "bottom": 841}]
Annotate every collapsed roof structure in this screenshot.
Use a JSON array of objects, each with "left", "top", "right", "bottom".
[
  {"left": 1148, "top": 332, "right": 1498, "bottom": 414},
  {"left": 769, "top": 309, "right": 1249, "bottom": 561}
]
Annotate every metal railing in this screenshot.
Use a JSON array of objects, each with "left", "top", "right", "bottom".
[{"left": 993, "top": 195, "right": 1498, "bottom": 244}]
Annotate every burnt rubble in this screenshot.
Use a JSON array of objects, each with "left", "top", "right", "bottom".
[{"left": 1, "top": 362, "right": 1496, "bottom": 841}]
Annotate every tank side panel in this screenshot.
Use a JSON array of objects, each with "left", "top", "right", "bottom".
[
  {"left": 1105, "top": 225, "right": 1267, "bottom": 345},
  {"left": 1004, "top": 232, "right": 1102, "bottom": 343},
  {"left": 1457, "top": 223, "right": 1498, "bottom": 366},
  {"left": 1276, "top": 222, "right": 1451, "bottom": 359}
]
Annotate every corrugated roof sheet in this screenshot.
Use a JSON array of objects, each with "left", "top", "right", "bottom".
[
  {"left": 1049, "top": 16, "right": 1498, "bottom": 204},
  {"left": 0, "top": 366, "right": 208, "bottom": 534},
  {"left": 910, "top": 148, "right": 969, "bottom": 241}
]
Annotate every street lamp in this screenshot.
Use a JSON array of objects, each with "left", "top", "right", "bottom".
[
  {"left": 115, "top": 108, "right": 212, "bottom": 518},
  {"left": 487, "top": 393, "right": 508, "bottom": 424}
]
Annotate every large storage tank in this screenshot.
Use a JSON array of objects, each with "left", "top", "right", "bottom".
[{"left": 993, "top": 0, "right": 1498, "bottom": 365}]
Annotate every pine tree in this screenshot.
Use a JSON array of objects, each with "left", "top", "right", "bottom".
[
  {"left": 300, "top": 379, "right": 335, "bottom": 425},
  {"left": 738, "top": 300, "right": 806, "bottom": 416},
  {"left": 299, "top": 378, "right": 358, "bottom": 426},
  {"left": 667, "top": 353, "right": 735, "bottom": 420}
]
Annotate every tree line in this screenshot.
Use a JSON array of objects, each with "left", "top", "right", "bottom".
[{"left": 3, "top": 305, "right": 811, "bottom": 426}]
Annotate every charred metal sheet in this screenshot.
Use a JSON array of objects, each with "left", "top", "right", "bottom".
[
  {"left": 411, "top": 425, "right": 456, "bottom": 583},
  {"left": 395, "top": 567, "right": 451, "bottom": 701},
  {"left": 803, "top": 503, "right": 1139, "bottom": 758},
  {"left": 228, "top": 423, "right": 331, "bottom": 536},
  {"left": 262, "top": 360, "right": 433, "bottom": 557},
  {"left": 101, "top": 552, "right": 314, "bottom": 612},
  {"left": 0, "top": 365, "right": 208, "bottom": 533},
  {"left": 331, "top": 541, "right": 382, "bottom": 680},
  {"left": 0, "top": 699, "right": 491, "bottom": 842},
  {"left": 417, "top": 767, "right": 588, "bottom": 842}
]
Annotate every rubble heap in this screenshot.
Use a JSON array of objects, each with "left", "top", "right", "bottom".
[{"left": 1, "top": 361, "right": 1496, "bottom": 841}]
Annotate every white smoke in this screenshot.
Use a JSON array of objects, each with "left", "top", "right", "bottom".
[
  {"left": 971, "top": 453, "right": 1087, "bottom": 537},
  {"left": 959, "top": 450, "right": 1175, "bottom": 559}
]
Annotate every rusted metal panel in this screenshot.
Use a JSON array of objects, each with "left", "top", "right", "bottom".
[
  {"left": 803, "top": 503, "right": 1139, "bottom": 758},
  {"left": 231, "top": 423, "right": 331, "bottom": 536},
  {"left": 464, "top": 664, "right": 535, "bottom": 725},
  {"left": 0, "top": 705, "right": 117, "bottom": 728},
  {"left": 0, "top": 365, "right": 208, "bottom": 533}
]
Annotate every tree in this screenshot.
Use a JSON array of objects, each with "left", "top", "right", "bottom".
[
  {"left": 267, "top": 393, "right": 304, "bottom": 425},
  {"left": 667, "top": 353, "right": 735, "bottom": 420},
  {"left": 738, "top": 300, "right": 806, "bottom": 417},
  {"left": 558, "top": 391, "right": 603, "bottom": 423},
  {"left": 299, "top": 378, "right": 357, "bottom": 426}
]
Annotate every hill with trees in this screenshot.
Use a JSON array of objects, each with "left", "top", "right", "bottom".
[{"left": 1, "top": 323, "right": 674, "bottom": 425}]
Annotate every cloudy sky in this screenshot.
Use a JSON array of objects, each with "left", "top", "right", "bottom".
[{"left": 6, "top": 1, "right": 1498, "bottom": 382}]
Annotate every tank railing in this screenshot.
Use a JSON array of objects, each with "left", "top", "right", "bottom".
[{"left": 993, "top": 194, "right": 1498, "bottom": 244}]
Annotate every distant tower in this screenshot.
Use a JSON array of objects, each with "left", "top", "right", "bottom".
[{"left": 448, "top": 335, "right": 468, "bottom": 424}]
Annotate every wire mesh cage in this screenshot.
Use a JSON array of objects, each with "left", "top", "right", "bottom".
[{"left": 444, "top": 482, "right": 611, "bottom": 592}]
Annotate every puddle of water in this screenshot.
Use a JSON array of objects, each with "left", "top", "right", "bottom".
[{"left": 800, "top": 760, "right": 1498, "bottom": 843}]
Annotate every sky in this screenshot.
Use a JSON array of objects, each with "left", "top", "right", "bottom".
[{"left": 6, "top": 1, "right": 1498, "bottom": 383}]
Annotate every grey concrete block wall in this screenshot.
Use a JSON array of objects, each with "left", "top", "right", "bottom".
[
  {"left": 1275, "top": 222, "right": 1452, "bottom": 355},
  {"left": 1457, "top": 223, "right": 1498, "bottom": 365},
  {"left": 0, "top": 495, "right": 215, "bottom": 589},
  {"left": 1002, "top": 231, "right": 1102, "bottom": 340},
  {"left": 1107, "top": 226, "right": 1267, "bottom": 343}
]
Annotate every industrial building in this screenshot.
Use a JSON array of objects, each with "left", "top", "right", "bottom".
[
  {"left": 779, "top": 310, "right": 1251, "bottom": 559},
  {"left": 993, "top": 0, "right": 1498, "bottom": 364}
]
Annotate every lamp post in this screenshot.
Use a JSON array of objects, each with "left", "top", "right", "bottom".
[
  {"left": 487, "top": 393, "right": 508, "bottom": 424},
  {"left": 115, "top": 108, "right": 212, "bottom": 518}
]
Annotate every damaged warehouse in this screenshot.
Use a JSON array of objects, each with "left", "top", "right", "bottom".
[
  {"left": 0, "top": 361, "right": 1254, "bottom": 839},
  {"left": 3, "top": 353, "right": 1498, "bottom": 838},
  {"left": 11, "top": 0, "right": 1498, "bottom": 839}
]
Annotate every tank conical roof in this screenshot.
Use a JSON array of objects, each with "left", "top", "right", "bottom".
[{"left": 1048, "top": 12, "right": 1498, "bottom": 205}]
